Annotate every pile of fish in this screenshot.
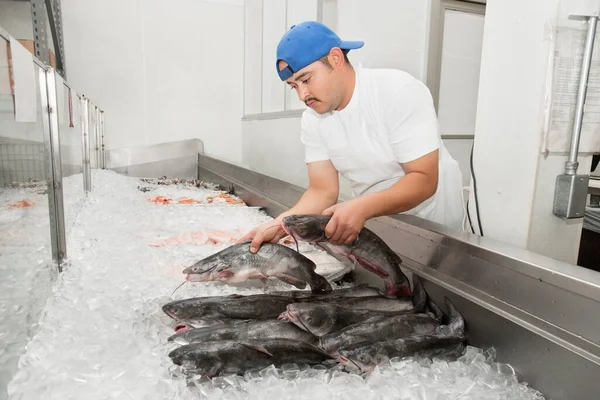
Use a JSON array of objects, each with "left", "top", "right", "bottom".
[{"left": 161, "top": 214, "right": 467, "bottom": 379}]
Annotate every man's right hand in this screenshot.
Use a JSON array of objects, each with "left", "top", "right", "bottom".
[{"left": 236, "top": 219, "right": 287, "bottom": 253}]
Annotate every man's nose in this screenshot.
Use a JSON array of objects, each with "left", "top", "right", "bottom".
[{"left": 299, "top": 86, "right": 310, "bottom": 101}]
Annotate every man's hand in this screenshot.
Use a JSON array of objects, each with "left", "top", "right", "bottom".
[
  {"left": 236, "top": 219, "right": 287, "bottom": 253},
  {"left": 322, "top": 199, "right": 369, "bottom": 245}
]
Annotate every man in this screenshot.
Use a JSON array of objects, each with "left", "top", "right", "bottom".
[{"left": 239, "top": 21, "right": 465, "bottom": 253}]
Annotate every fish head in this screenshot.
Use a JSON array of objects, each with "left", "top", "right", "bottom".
[
  {"left": 162, "top": 300, "right": 208, "bottom": 321},
  {"left": 281, "top": 214, "right": 330, "bottom": 243},
  {"left": 182, "top": 257, "right": 232, "bottom": 281},
  {"left": 286, "top": 303, "right": 336, "bottom": 336},
  {"left": 337, "top": 350, "right": 376, "bottom": 374}
]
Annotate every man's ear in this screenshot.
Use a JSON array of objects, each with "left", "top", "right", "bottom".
[{"left": 328, "top": 47, "right": 346, "bottom": 70}]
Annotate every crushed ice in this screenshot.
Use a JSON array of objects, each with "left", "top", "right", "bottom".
[{"left": 1, "top": 170, "right": 546, "bottom": 399}]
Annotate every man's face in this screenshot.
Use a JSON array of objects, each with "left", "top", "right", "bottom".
[{"left": 279, "top": 55, "right": 343, "bottom": 114}]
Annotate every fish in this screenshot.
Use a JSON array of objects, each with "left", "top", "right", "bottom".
[
  {"left": 283, "top": 274, "right": 427, "bottom": 337},
  {"left": 162, "top": 289, "right": 408, "bottom": 327},
  {"left": 182, "top": 241, "right": 332, "bottom": 293},
  {"left": 162, "top": 294, "right": 300, "bottom": 323},
  {"left": 281, "top": 214, "right": 410, "bottom": 296},
  {"left": 168, "top": 338, "right": 336, "bottom": 377},
  {"left": 318, "top": 313, "right": 440, "bottom": 354},
  {"left": 337, "top": 297, "right": 466, "bottom": 373},
  {"left": 168, "top": 319, "right": 317, "bottom": 345}
]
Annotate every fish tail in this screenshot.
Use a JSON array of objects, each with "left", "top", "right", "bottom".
[{"left": 444, "top": 297, "right": 465, "bottom": 336}]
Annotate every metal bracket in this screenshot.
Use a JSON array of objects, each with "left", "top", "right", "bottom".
[
  {"left": 45, "top": 0, "right": 66, "bottom": 78},
  {"left": 29, "top": 0, "right": 49, "bottom": 64},
  {"left": 28, "top": 0, "right": 66, "bottom": 77}
]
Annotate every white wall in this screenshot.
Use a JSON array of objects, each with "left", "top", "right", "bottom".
[
  {"left": 336, "top": 0, "right": 430, "bottom": 80},
  {"left": 468, "top": 0, "right": 594, "bottom": 263},
  {"left": 60, "top": 0, "right": 244, "bottom": 161}
]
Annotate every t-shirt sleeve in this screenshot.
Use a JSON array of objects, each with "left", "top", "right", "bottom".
[
  {"left": 300, "top": 112, "right": 329, "bottom": 163},
  {"left": 384, "top": 82, "right": 440, "bottom": 164}
]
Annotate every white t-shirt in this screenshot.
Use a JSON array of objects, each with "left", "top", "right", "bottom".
[{"left": 300, "top": 66, "right": 465, "bottom": 231}]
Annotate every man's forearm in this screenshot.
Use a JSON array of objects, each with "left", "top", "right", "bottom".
[
  {"left": 275, "top": 187, "right": 339, "bottom": 222},
  {"left": 358, "top": 172, "right": 437, "bottom": 220}
]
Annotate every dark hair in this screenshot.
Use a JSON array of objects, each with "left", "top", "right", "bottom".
[{"left": 319, "top": 49, "right": 351, "bottom": 69}]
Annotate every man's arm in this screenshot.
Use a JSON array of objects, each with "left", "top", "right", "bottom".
[
  {"left": 276, "top": 160, "right": 340, "bottom": 220},
  {"left": 321, "top": 150, "right": 439, "bottom": 244},
  {"left": 239, "top": 160, "right": 339, "bottom": 252},
  {"left": 357, "top": 149, "right": 438, "bottom": 219}
]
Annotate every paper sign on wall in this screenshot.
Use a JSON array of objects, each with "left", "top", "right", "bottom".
[
  {"left": 544, "top": 23, "right": 600, "bottom": 154},
  {"left": 9, "top": 37, "right": 37, "bottom": 123}
]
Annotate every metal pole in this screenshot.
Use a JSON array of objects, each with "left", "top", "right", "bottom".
[
  {"left": 566, "top": 16, "right": 598, "bottom": 175},
  {"left": 80, "top": 96, "right": 91, "bottom": 193},
  {"left": 39, "top": 66, "right": 67, "bottom": 270},
  {"left": 95, "top": 107, "right": 101, "bottom": 168},
  {"left": 100, "top": 110, "right": 106, "bottom": 169},
  {"left": 553, "top": 15, "right": 597, "bottom": 219}
]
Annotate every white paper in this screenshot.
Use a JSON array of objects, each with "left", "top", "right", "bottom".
[
  {"left": 9, "top": 37, "right": 37, "bottom": 123},
  {"left": 546, "top": 24, "right": 600, "bottom": 153}
]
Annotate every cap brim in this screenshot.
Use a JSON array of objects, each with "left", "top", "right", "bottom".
[{"left": 338, "top": 40, "right": 364, "bottom": 50}]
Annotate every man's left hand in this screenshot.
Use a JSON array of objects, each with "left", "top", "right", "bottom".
[{"left": 322, "top": 199, "right": 369, "bottom": 245}]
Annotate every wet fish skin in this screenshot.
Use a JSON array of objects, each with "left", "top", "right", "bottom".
[
  {"left": 281, "top": 214, "right": 410, "bottom": 297},
  {"left": 283, "top": 275, "right": 426, "bottom": 336},
  {"left": 168, "top": 338, "right": 335, "bottom": 378},
  {"left": 162, "top": 294, "right": 301, "bottom": 322},
  {"left": 284, "top": 303, "right": 375, "bottom": 337},
  {"left": 338, "top": 334, "right": 466, "bottom": 373},
  {"left": 168, "top": 319, "right": 318, "bottom": 345},
  {"left": 318, "top": 313, "right": 440, "bottom": 354},
  {"left": 182, "top": 241, "right": 332, "bottom": 293},
  {"left": 337, "top": 297, "right": 466, "bottom": 373},
  {"left": 267, "top": 283, "right": 385, "bottom": 299}
]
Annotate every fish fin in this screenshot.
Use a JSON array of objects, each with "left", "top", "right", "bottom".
[
  {"left": 274, "top": 273, "right": 308, "bottom": 290},
  {"left": 350, "top": 253, "right": 411, "bottom": 297},
  {"left": 350, "top": 254, "right": 390, "bottom": 279},
  {"left": 204, "top": 364, "right": 222, "bottom": 378},
  {"left": 427, "top": 298, "right": 444, "bottom": 322},
  {"left": 241, "top": 343, "right": 273, "bottom": 356},
  {"left": 411, "top": 274, "right": 427, "bottom": 312},
  {"left": 444, "top": 297, "right": 465, "bottom": 335}
]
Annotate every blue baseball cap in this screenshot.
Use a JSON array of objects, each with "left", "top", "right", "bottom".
[{"left": 276, "top": 21, "right": 364, "bottom": 81}]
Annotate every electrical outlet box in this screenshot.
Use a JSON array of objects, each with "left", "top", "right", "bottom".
[{"left": 553, "top": 174, "right": 590, "bottom": 218}]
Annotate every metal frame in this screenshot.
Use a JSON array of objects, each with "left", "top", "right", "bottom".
[
  {"left": 426, "top": 0, "right": 486, "bottom": 112},
  {"left": 39, "top": 66, "right": 67, "bottom": 269},
  {"left": 25, "top": 0, "right": 67, "bottom": 76},
  {"left": 197, "top": 152, "right": 600, "bottom": 400},
  {"left": 100, "top": 110, "right": 105, "bottom": 169},
  {"left": 80, "top": 96, "right": 91, "bottom": 193},
  {"left": 44, "top": 0, "right": 66, "bottom": 77}
]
